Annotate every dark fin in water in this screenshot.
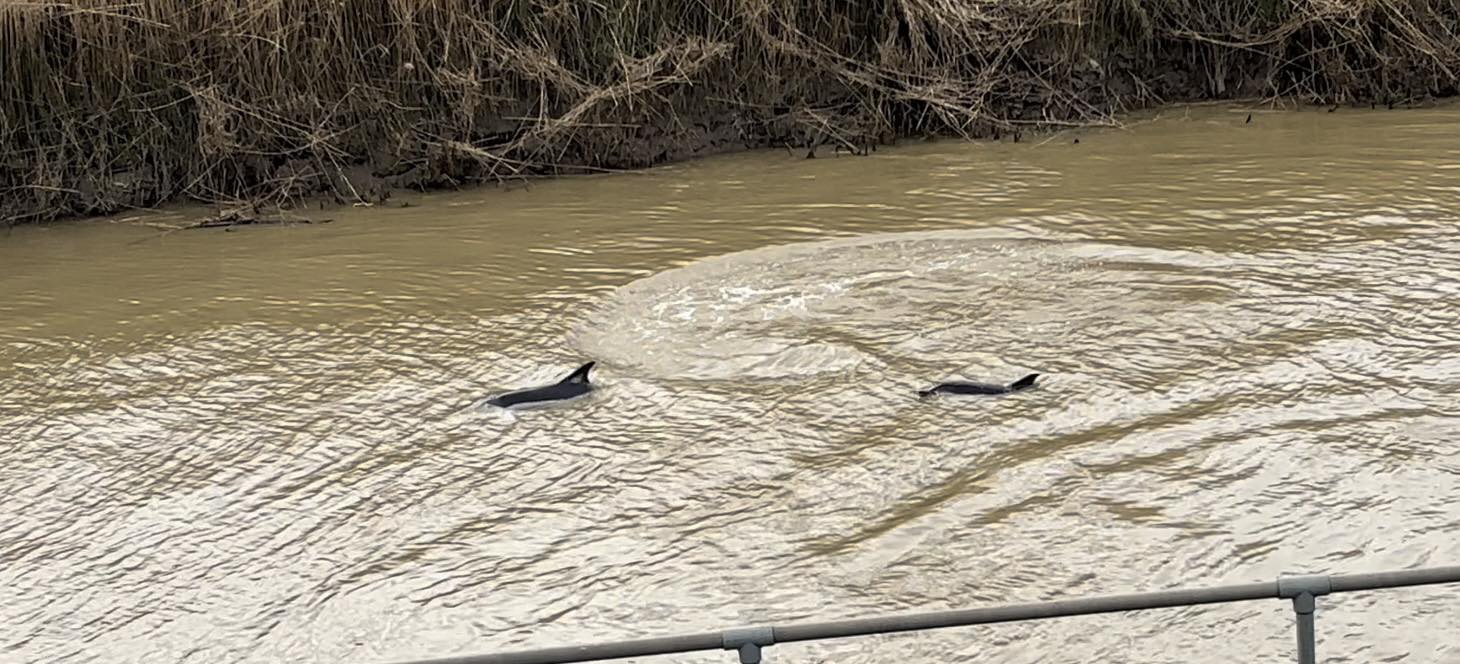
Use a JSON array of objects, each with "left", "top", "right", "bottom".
[
  {"left": 917, "top": 389, "right": 935, "bottom": 398},
  {"left": 1009, "top": 373, "right": 1040, "bottom": 391},
  {"left": 559, "top": 361, "right": 595, "bottom": 385}
]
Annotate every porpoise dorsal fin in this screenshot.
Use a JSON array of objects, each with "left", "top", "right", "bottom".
[
  {"left": 559, "top": 361, "right": 596, "bottom": 385},
  {"left": 1009, "top": 373, "right": 1040, "bottom": 390}
]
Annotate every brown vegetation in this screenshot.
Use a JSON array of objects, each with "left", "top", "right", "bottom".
[{"left": 2, "top": 0, "right": 1458, "bottom": 226}]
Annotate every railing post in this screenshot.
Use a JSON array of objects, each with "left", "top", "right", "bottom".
[
  {"left": 723, "top": 627, "right": 775, "bottom": 664},
  {"left": 1291, "top": 592, "right": 1316, "bottom": 664},
  {"left": 1278, "top": 575, "right": 1332, "bottom": 664}
]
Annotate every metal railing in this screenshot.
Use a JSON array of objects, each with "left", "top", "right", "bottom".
[{"left": 388, "top": 565, "right": 1460, "bottom": 664}]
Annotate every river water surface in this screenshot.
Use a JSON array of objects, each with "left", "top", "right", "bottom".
[{"left": 2, "top": 106, "right": 1458, "bottom": 664}]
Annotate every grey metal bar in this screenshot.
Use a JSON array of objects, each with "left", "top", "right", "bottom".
[
  {"left": 771, "top": 581, "right": 1277, "bottom": 643},
  {"left": 1292, "top": 592, "right": 1317, "bottom": 664},
  {"left": 386, "top": 565, "right": 1460, "bottom": 664},
  {"left": 1329, "top": 565, "right": 1460, "bottom": 593},
  {"left": 396, "top": 632, "right": 725, "bottom": 664}
]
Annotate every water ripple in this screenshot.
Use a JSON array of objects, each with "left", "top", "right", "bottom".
[{"left": 2, "top": 106, "right": 1459, "bottom": 664}]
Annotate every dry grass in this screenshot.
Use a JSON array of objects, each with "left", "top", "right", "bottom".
[{"left": 2, "top": 0, "right": 1458, "bottom": 226}]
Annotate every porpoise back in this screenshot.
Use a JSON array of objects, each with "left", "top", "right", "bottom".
[
  {"left": 918, "top": 373, "right": 1040, "bottom": 398},
  {"left": 485, "top": 361, "right": 597, "bottom": 409}
]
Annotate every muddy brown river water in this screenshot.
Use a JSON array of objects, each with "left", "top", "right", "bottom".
[{"left": 2, "top": 106, "right": 1458, "bottom": 664}]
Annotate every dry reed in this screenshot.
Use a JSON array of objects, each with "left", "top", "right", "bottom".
[{"left": 2, "top": 0, "right": 1457, "bottom": 226}]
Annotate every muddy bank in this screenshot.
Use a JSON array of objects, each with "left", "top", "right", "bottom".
[{"left": 3, "top": 0, "right": 1459, "bottom": 227}]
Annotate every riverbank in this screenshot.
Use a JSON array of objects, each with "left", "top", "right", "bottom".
[{"left": 4, "top": 0, "right": 1458, "bottom": 227}]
